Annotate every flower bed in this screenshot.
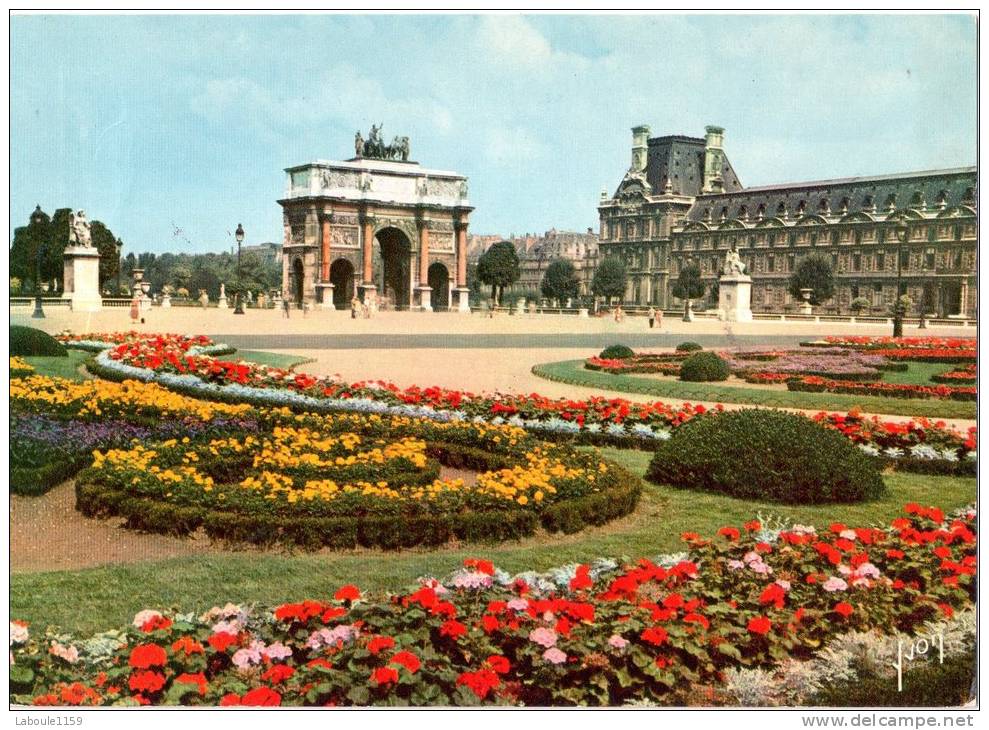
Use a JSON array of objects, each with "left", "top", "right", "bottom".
[
  {"left": 75, "top": 410, "right": 642, "bottom": 549},
  {"left": 789, "top": 376, "right": 977, "bottom": 402},
  {"left": 931, "top": 364, "right": 977, "bottom": 385},
  {"left": 801, "top": 337, "right": 976, "bottom": 364},
  {"left": 10, "top": 504, "right": 976, "bottom": 706},
  {"left": 54, "top": 331, "right": 977, "bottom": 468},
  {"left": 586, "top": 348, "right": 901, "bottom": 381},
  {"left": 10, "top": 356, "right": 34, "bottom": 378}
]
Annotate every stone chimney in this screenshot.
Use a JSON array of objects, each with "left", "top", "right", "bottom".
[
  {"left": 631, "top": 125, "right": 650, "bottom": 173},
  {"left": 702, "top": 125, "right": 725, "bottom": 194}
]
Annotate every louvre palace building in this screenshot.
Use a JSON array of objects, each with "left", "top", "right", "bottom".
[{"left": 597, "top": 126, "right": 977, "bottom": 318}]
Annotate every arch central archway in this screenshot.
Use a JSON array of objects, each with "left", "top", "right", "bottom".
[
  {"left": 330, "top": 258, "right": 355, "bottom": 309},
  {"left": 374, "top": 227, "right": 412, "bottom": 309},
  {"left": 428, "top": 262, "right": 450, "bottom": 311}
]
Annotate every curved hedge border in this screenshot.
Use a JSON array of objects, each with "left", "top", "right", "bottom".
[{"left": 75, "top": 440, "right": 642, "bottom": 550}]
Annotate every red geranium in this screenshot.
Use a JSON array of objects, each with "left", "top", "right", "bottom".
[
  {"left": 334, "top": 584, "right": 361, "bottom": 602},
  {"left": 641, "top": 626, "right": 668, "bottom": 646},
  {"left": 747, "top": 616, "right": 772, "bottom": 636},
  {"left": 456, "top": 669, "right": 500, "bottom": 700},
  {"left": 440, "top": 619, "right": 468, "bottom": 640},
  {"left": 128, "top": 643, "right": 167, "bottom": 669},
  {"left": 486, "top": 655, "right": 511, "bottom": 674},
  {"left": 834, "top": 602, "right": 854, "bottom": 618},
  {"left": 390, "top": 651, "right": 422, "bottom": 674},
  {"left": 174, "top": 672, "right": 208, "bottom": 696},
  {"left": 371, "top": 666, "right": 399, "bottom": 686},
  {"left": 367, "top": 636, "right": 396, "bottom": 655},
  {"left": 128, "top": 670, "right": 166, "bottom": 694},
  {"left": 241, "top": 687, "right": 282, "bottom": 706},
  {"left": 261, "top": 664, "right": 295, "bottom": 684}
]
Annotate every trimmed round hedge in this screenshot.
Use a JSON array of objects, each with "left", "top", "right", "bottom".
[
  {"left": 646, "top": 409, "right": 886, "bottom": 504},
  {"left": 675, "top": 341, "right": 703, "bottom": 353},
  {"left": 76, "top": 412, "right": 642, "bottom": 549},
  {"left": 599, "top": 344, "right": 635, "bottom": 359},
  {"left": 679, "top": 351, "right": 729, "bottom": 382},
  {"left": 10, "top": 326, "right": 67, "bottom": 357}
]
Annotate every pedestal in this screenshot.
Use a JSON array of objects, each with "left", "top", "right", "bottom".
[
  {"left": 416, "top": 285, "right": 432, "bottom": 312},
  {"left": 578, "top": 308, "right": 589, "bottom": 319},
  {"left": 161, "top": 294, "right": 172, "bottom": 308},
  {"left": 454, "top": 287, "right": 471, "bottom": 313},
  {"left": 800, "top": 301, "right": 813, "bottom": 315},
  {"left": 61, "top": 245, "right": 102, "bottom": 312},
  {"left": 317, "top": 283, "right": 336, "bottom": 310},
  {"left": 218, "top": 296, "right": 228, "bottom": 309},
  {"left": 717, "top": 274, "right": 753, "bottom": 322}
]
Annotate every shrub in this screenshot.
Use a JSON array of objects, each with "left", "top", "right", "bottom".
[
  {"left": 679, "top": 351, "right": 730, "bottom": 382},
  {"left": 599, "top": 344, "right": 634, "bottom": 360},
  {"left": 647, "top": 409, "right": 886, "bottom": 504},
  {"left": 675, "top": 341, "right": 703, "bottom": 353},
  {"left": 10, "top": 326, "right": 67, "bottom": 357}
]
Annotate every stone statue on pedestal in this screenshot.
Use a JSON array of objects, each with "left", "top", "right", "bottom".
[
  {"left": 69, "top": 210, "right": 93, "bottom": 248},
  {"left": 723, "top": 248, "right": 747, "bottom": 276}
]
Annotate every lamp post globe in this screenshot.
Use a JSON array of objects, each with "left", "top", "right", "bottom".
[
  {"left": 233, "top": 223, "right": 246, "bottom": 314},
  {"left": 892, "top": 222, "right": 909, "bottom": 338}
]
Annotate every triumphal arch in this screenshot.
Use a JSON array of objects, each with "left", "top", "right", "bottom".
[{"left": 278, "top": 126, "right": 473, "bottom": 312}]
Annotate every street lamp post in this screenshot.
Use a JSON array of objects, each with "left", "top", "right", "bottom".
[
  {"left": 30, "top": 206, "right": 47, "bottom": 319},
  {"left": 892, "top": 222, "right": 909, "bottom": 339},
  {"left": 115, "top": 239, "right": 123, "bottom": 296},
  {"left": 233, "top": 223, "right": 245, "bottom": 314}
]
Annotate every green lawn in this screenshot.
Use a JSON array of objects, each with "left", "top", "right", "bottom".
[
  {"left": 881, "top": 362, "right": 955, "bottom": 385},
  {"left": 230, "top": 350, "right": 312, "bottom": 369},
  {"left": 532, "top": 360, "right": 976, "bottom": 419},
  {"left": 22, "top": 350, "right": 93, "bottom": 381},
  {"left": 11, "top": 445, "right": 975, "bottom": 636}
]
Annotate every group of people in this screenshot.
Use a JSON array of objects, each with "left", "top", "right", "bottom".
[
  {"left": 601, "top": 305, "right": 663, "bottom": 329},
  {"left": 350, "top": 295, "right": 375, "bottom": 319}
]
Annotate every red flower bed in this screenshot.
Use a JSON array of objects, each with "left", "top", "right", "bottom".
[
  {"left": 10, "top": 504, "right": 976, "bottom": 706},
  {"left": 931, "top": 364, "right": 977, "bottom": 385},
  {"left": 790, "top": 376, "right": 976, "bottom": 401}
]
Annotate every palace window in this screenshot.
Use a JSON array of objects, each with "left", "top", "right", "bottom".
[
  {"left": 767, "top": 255, "right": 775, "bottom": 273},
  {"left": 875, "top": 252, "right": 885, "bottom": 271},
  {"left": 852, "top": 253, "right": 861, "bottom": 272},
  {"left": 831, "top": 230, "right": 839, "bottom": 244},
  {"left": 810, "top": 231, "right": 818, "bottom": 246},
  {"left": 899, "top": 250, "right": 910, "bottom": 270},
  {"left": 925, "top": 249, "right": 936, "bottom": 270},
  {"left": 787, "top": 254, "right": 795, "bottom": 272}
]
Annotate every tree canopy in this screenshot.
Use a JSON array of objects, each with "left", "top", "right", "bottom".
[
  {"left": 540, "top": 259, "right": 580, "bottom": 305},
  {"left": 787, "top": 253, "right": 834, "bottom": 305},
  {"left": 476, "top": 241, "right": 520, "bottom": 304},
  {"left": 672, "top": 261, "right": 705, "bottom": 301},
  {"left": 8, "top": 206, "right": 121, "bottom": 292},
  {"left": 590, "top": 256, "right": 626, "bottom": 301}
]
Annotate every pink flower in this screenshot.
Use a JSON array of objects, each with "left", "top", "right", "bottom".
[
  {"left": 822, "top": 577, "right": 848, "bottom": 592},
  {"left": 727, "top": 559, "right": 745, "bottom": 570},
  {"left": 528, "top": 627, "right": 557, "bottom": 648},
  {"left": 262, "top": 642, "right": 292, "bottom": 661},
  {"left": 607, "top": 634, "right": 629, "bottom": 650},
  {"left": 507, "top": 598, "right": 529, "bottom": 611},
  {"left": 132, "top": 610, "right": 164, "bottom": 629},
  {"left": 543, "top": 647, "right": 567, "bottom": 664}
]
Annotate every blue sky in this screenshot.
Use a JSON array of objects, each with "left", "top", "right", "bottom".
[{"left": 10, "top": 13, "right": 977, "bottom": 253}]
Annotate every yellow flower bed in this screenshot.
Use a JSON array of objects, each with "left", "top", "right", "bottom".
[
  {"left": 10, "top": 356, "right": 34, "bottom": 374},
  {"left": 10, "top": 375, "right": 250, "bottom": 421}
]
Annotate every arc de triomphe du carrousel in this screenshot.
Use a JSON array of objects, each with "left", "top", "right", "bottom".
[{"left": 278, "top": 126, "right": 473, "bottom": 312}]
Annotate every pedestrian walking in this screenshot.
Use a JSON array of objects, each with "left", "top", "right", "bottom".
[
  {"left": 655, "top": 308, "right": 663, "bottom": 329},
  {"left": 351, "top": 296, "right": 359, "bottom": 320},
  {"left": 648, "top": 306, "right": 656, "bottom": 329},
  {"left": 282, "top": 298, "right": 290, "bottom": 318}
]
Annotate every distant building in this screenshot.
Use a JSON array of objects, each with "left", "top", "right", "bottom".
[
  {"left": 241, "top": 242, "right": 283, "bottom": 266},
  {"left": 511, "top": 228, "right": 599, "bottom": 297},
  {"left": 598, "top": 125, "right": 977, "bottom": 317}
]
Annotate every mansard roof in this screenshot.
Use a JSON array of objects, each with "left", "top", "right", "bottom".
[
  {"left": 685, "top": 166, "right": 976, "bottom": 223},
  {"left": 645, "top": 136, "right": 743, "bottom": 197}
]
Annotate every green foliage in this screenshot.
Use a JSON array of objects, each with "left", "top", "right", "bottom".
[
  {"left": 647, "top": 409, "right": 886, "bottom": 504},
  {"left": 599, "top": 344, "right": 635, "bottom": 360},
  {"left": 90, "top": 220, "right": 121, "bottom": 288},
  {"left": 849, "top": 297, "right": 871, "bottom": 313},
  {"left": 678, "top": 352, "right": 729, "bottom": 382},
  {"left": 10, "top": 326, "right": 67, "bottom": 357},
  {"left": 591, "top": 256, "right": 626, "bottom": 301},
  {"left": 540, "top": 259, "right": 580, "bottom": 304},
  {"left": 671, "top": 261, "right": 704, "bottom": 302},
  {"left": 476, "top": 241, "right": 520, "bottom": 304},
  {"left": 675, "top": 341, "right": 703, "bottom": 353},
  {"left": 787, "top": 253, "right": 834, "bottom": 305}
]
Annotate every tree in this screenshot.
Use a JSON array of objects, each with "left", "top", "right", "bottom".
[
  {"left": 591, "top": 256, "right": 626, "bottom": 303},
  {"left": 708, "top": 279, "right": 720, "bottom": 304},
  {"left": 788, "top": 253, "right": 834, "bottom": 305},
  {"left": 476, "top": 241, "right": 520, "bottom": 305},
  {"left": 9, "top": 207, "right": 52, "bottom": 288},
  {"left": 672, "top": 260, "right": 704, "bottom": 320},
  {"left": 540, "top": 259, "right": 580, "bottom": 306},
  {"left": 90, "top": 221, "right": 120, "bottom": 288}
]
